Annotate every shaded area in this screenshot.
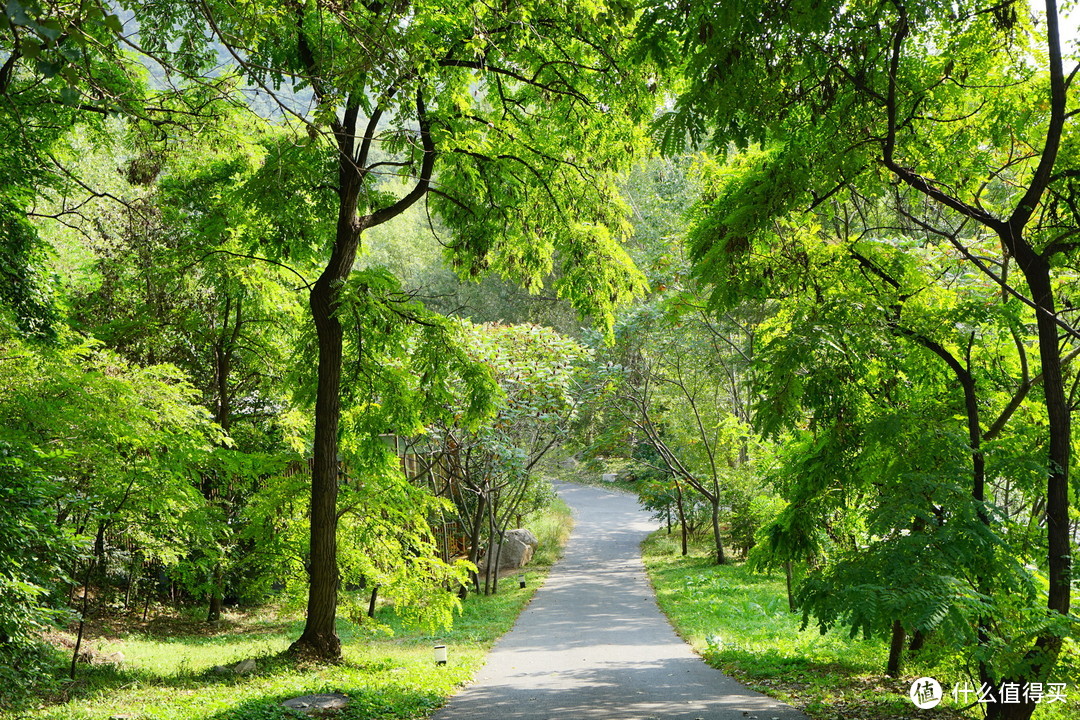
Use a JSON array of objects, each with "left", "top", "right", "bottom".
[{"left": 434, "top": 482, "right": 808, "bottom": 720}]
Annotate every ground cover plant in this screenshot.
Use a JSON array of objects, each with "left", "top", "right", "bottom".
[
  {"left": 642, "top": 534, "right": 1078, "bottom": 720},
  {"left": 1, "top": 501, "right": 571, "bottom": 720}
]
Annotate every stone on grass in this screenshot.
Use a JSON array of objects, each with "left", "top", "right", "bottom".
[
  {"left": 504, "top": 528, "right": 539, "bottom": 552},
  {"left": 282, "top": 693, "right": 350, "bottom": 716},
  {"left": 481, "top": 528, "right": 537, "bottom": 572},
  {"left": 232, "top": 658, "right": 257, "bottom": 675}
]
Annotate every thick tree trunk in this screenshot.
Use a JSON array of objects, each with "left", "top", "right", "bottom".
[
  {"left": 1026, "top": 269, "right": 1071, "bottom": 622},
  {"left": 288, "top": 184, "right": 361, "bottom": 659},
  {"left": 983, "top": 262, "right": 1072, "bottom": 720},
  {"left": 289, "top": 271, "right": 347, "bottom": 660},
  {"left": 207, "top": 563, "right": 223, "bottom": 622}
]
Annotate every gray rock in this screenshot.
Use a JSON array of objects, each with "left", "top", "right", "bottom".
[
  {"left": 282, "top": 693, "right": 350, "bottom": 715},
  {"left": 212, "top": 665, "right": 230, "bottom": 674},
  {"left": 601, "top": 473, "right": 617, "bottom": 483},
  {"left": 232, "top": 658, "right": 257, "bottom": 675},
  {"left": 504, "top": 528, "right": 539, "bottom": 551},
  {"left": 481, "top": 534, "right": 534, "bottom": 572},
  {"left": 102, "top": 651, "right": 125, "bottom": 665}
]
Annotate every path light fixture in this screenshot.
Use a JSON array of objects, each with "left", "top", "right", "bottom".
[
  {"left": 433, "top": 644, "right": 447, "bottom": 666},
  {"left": 518, "top": 573, "right": 526, "bottom": 589}
]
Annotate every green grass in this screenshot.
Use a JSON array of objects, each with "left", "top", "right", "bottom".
[
  {"left": 4, "top": 504, "right": 574, "bottom": 720},
  {"left": 643, "top": 533, "right": 1079, "bottom": 720}
]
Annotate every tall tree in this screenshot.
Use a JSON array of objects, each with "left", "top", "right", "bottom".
[
  {"left": 642, "top": 1, "right": 1078, "bottom": 714},
  {"left": 133, "top": 0, "right": 654, "bottom": 658}
]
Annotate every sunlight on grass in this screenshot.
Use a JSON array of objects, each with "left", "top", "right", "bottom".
[
  {"left": 5, "top": 504, "right": 573, "bottom": 720},
  {"left": 644, "top": 533, "right": 1079, "bottom": 720}
]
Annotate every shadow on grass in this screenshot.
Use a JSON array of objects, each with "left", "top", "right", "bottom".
[
  {"left": 704, "top": 649, "right": 972, "bottom": 720},
  {"left": 204, "top": 684, "right": 443, "bottom": 720},
  {"left": 20, "top": 648, "right": 296, "bottom": 712}
]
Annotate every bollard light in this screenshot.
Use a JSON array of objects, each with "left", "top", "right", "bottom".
[
  {"left": 433, "top": 644, "right": 447, "bottom": 666},
  {"left": 518, "top": 574, "right": 526, "bottom": 589}
]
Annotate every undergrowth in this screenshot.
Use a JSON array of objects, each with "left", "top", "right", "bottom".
[{"left": 1, "top": 503, "right": 573, "bottom": 720}]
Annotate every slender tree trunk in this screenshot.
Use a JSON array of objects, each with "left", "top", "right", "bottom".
[
  {"left": 673, "top": 480, "right": 688, "bottom": 556},
  {"left": 464, "top": 493, "right": 487, "bottom": 596},
  {"left": 886, "top": 620, "right": 906, "bottom": 678},
  {"left": 710, "top": 495, "right": 726, "bottom": 565},
  {"left": 207, "top": 564, "right": 223, "bottom": 622},
  {"left": 367, "top": 586, "right": 378, "bottom": 619},
  {"left": 784, "top": 561, "right": 795, "bottom": 613},
  {"left": 70, "top": 559, "right": 94, "bottom": 679}
]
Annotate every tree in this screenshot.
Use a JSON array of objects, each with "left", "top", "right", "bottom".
[
  {"left": 608, "top": 300, "right": 766, "bottom": 565},
  {"left": 422, "top": 321, "right": 589, "bottom": 595},
  {"left": 643, "top": 1, "right": 1078, "bottom": 713},
  {"left": 129, "top": 0, "right": 654, "bottom": 659},
  {"left": 0, "top": 326, "right": 222, "bottom": 689}
]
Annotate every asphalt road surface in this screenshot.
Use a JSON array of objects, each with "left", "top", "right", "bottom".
[{"left": 432, "top": 481, "right": 809, "bottom": 720}]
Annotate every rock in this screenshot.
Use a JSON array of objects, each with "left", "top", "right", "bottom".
[
  {"left": 558, "top": 457, "right": 579, "bottom": 469},
  {"left": 212, "top": 665, "right": 230, "bottom": 674},
  {"left": 102, "top": 651, "right": 125, "bottom": 665},
  {"left": 504, "top": 528, "right": 539, "bottom": 551},
  {"left": 282, "top": 693, "right": 349, "bottom": 716},
  {"left": 481, "top": 531, "right": 535, "bottom": 572},
  {"left": 601, "top": 473, "right": 617, "bottom": 483},
  {"left": 232, "top": 658, "right": 257, "bottom": 675}
]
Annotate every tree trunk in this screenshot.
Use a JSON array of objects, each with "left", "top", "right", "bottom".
[
  {"left": 464, "top": 493, "right": 487, "bottom": 596},
  {"left": 288, "top": 203, "right": 361, "bottom": 660},
  {"left": 710, "top": 495, "right": 726, "bottom": 565},
  {"left": 981, "top": 261, "right": 1072, "bottom": 720},
  {"left": 886, "top": 619, "right": 905, "bottom": 677},
  {"left": 784, "top": 561, "right": 795, "bottom": 613},
  {"left": 70, "top": 559, "right": 94, "bottom": 680},
  {"left": 207, "top": 563, "right": 223, "bottom": 622},
  {"left": 674, "top": 480, "right": 688, "bottom": 556},
  {"left": 367, "top": 586, "right": 378, "bottom": 618}
]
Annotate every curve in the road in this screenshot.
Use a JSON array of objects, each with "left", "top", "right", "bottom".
[{"left": 433, "top": 481, "right": 810, "bottom": 720}]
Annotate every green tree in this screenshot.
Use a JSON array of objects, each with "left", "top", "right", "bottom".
[
  {"left": 644, "top": 1, "right": 1079, "bottom": 713},
  {"left": 0, "top": 329, "right": 222, "bottom": 689},
  {"left": 423, "top": 322, "right": 589, "bottom": 595},
  {"left": 129, "top": 0, "right": 654, "bottom": 658}
]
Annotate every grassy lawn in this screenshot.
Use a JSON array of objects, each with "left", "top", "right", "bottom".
[
  {"left": 4, "top": 500, "right": 573, "bottom": 720},
  {"left": 642, "top": 533, "right": 1078, "bottom": 720}
]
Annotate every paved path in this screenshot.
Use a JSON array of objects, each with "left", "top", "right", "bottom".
[{"left": 433, "top": 482, "right": 809, "bottom": 720}]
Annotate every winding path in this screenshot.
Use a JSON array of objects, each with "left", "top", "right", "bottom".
[{"left": 433, "top": 482, "right": 810, "bottom": 720}]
